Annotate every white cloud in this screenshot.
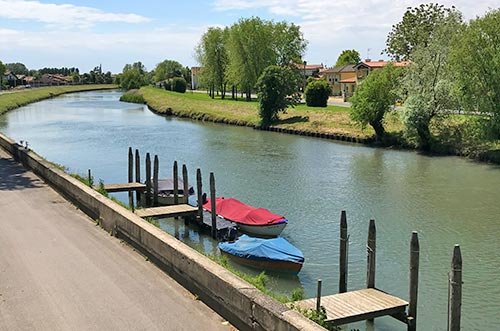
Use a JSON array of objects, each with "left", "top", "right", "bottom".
[
  {"left": 212, "top": 0, "right": 499, "bottom": 65},
  {"left": 0, "top": 0, "right": 151, "bottom": 28}
]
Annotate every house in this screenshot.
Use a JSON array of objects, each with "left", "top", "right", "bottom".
[
  {"left": 295, "top": 63, "right": 324, "bottom": 78},
  {"left": 191, "top": 66, "right": 201, "bottom": 90},
  {"left": 354, "top": 59, "right": 410, "bottom": 81},
  {"left": 320, "top": 64, "right": 356, "bottom": 98},
  {"left": 5, "top": 71, "right": 19, "bottom": 87},
  {"left": 40, "top": 74, "right": 71, "bottom": 86}
]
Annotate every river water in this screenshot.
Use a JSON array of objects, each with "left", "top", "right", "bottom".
[{"left": 1, "top": 90, "right": 499, "bottom": 330}]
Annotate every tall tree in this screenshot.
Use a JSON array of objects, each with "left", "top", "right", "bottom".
[
  {"left": 402, "top": 11, "right": 463, "bottom": 150},
  {"left": 0, "top": 61, "right": 6, "bottom": 90},
  {"left": 120, "top": 62, "right": 148, "bottom": 90},
  {"left": 6, "top": 62, "right": 28, "bottom": 75},
  {"left": 196, "top": 27, "right": 229, "bottom": 99},
  {"left": 335, "top": 49, "right": 361, "bottom": 66},
  {"left": 384, "top": 3, "right": 457, "bottom": 61},
  {"left": 350, "top": 64, "right": 400, "bottom": 138},
  {"left": 272, "top": 22, "right": 308, "bottom": 66},
  {"left": 153, "top": 59, "right": 184, "bottom": 82},
  {"left": 450, "top": 9, "right": 500, "bottom": 139}
]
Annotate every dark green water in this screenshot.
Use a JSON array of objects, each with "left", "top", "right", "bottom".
[{"left": 1, "top": 90, "right": 499, "bottom": 330}]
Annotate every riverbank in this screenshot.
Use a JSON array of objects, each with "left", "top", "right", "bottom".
[
  {"left": 0, "top": 84, "right": 118, "bottom": 115},
  {"left": 129, "top": 87, "right": 500, "bottom": 164}
]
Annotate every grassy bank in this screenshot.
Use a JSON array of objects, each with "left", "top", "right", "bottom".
[
  {"left": 137, "top": 86, "right": 404, "bottom": 138},
  {"left": 0, "top": 84, "right": 118, "bottom": 115}
]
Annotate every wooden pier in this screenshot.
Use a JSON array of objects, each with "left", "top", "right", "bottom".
[
  {"left": 135, "top": 204, "right": 197, "bottom": 219},
  {"left": 97, "top": 182, "right": 146, "bottom": 193},
  {"left": 295, "top": 288, "right": 408, "bottom": 326}
]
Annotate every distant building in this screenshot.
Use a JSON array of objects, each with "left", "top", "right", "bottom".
[
  {"left": 40, "top": 74, "right": 71, "bottom": 86},
  {"left": 191, "top": 66, "right": 201, "bottom": 90}
]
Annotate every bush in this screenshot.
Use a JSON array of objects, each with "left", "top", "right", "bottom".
[
  {"left": 119, "top": 89, "right": 145, "bottom": 104},
  {"left": 305, "top": 80, "right": 330, "bottom": 107},
  {"left": 171, "top": 77, "right": 187, "bottom": 93},
  {"left": 163, "top": 80, "right": 172, "bottom": 91}
]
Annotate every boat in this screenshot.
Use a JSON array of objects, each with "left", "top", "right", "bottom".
[
  {"left": 203, "top": 197, "right": 287, "bottom": 237},
  {"left": 142, "top": 178, "right": 194, "bottom": 206},
  {"left": 218, "top": 235, "right": 304, "bottom": 273}
]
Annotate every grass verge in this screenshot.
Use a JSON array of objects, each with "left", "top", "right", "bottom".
[{"left": 0, "top": 84, "right": 118, "bottom": 115}]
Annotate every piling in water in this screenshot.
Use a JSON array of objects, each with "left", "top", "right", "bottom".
[{"left": 339, "top": 210, "right": 348, "bottom": 293}]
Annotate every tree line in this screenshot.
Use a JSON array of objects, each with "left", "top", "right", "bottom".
[{"left": 350, "top": 5, "right": 499, "bottom": 154}]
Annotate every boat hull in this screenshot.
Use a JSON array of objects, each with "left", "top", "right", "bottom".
[
  {"left": 237, "top": 222, "right": 287, "bottom": 237},
  {"left": 221, "top": 251, "right": 303, "bottom": 274}
]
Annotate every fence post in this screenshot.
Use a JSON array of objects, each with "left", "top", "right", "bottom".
[
  {"left": 408, "top": 231, "right": 419, "bottom": 331},
  {"left": 339, "top": 210, "right": 348, "bottom": 293},
  {"left": 448, "top": 245, "right": 462, "bottom": 331}
]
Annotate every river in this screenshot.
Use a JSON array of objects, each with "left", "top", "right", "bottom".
[{"left": 1, "top": 90, "right": 499, "bottom": 330}]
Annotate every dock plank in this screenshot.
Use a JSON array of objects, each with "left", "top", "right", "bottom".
[
  {"left": 98, "top": 182, "right": 146, "bottom": 193},
  {"left": 135, "top": 204, "right": 198, "bottom": 219},
  {"left": 294, "top": 288, "right": 408, "bottom": 326}
]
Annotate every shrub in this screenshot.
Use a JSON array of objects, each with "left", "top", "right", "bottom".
[
  {"left": 119, "top": 89, "right": 145, "bottom": 104},
  {"left": 171, "top": 77, "right": 187, "bottom": 93},
  {"left": 163, "top": 80, "right": 172, "bottom": 91},
  {"left": 305, "top": 80, "right": 330, "bottom": 107}
]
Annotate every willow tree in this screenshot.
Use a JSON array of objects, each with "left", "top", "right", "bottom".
[{"left": 195, "top": 27, "right": 229, "bottom": 99}]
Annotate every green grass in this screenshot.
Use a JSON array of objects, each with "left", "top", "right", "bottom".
[
  {"left": 139, "top": 87, "right": 387, "bottom": 138},
  {"left": 0, "top": 84, "right": 118, "bottom": 115},
  {"left": 120, "top": 89, "right": 145, "bottom": 104}
]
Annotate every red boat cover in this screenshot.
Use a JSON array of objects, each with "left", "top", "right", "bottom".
[{"left": 203, "top": 197, "right": 286, "bottom": 226}]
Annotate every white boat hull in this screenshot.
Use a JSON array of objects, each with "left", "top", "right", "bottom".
[{"left": 237, "top": 222, "right": 287, "bottom": 237}]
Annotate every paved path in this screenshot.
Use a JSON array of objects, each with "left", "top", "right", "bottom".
[{"left": 0, "top": 149, "right": 233, "bottom": 331}]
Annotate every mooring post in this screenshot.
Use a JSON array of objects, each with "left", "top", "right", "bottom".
[
  {"left": 135, "top": 149, "right": 141, "bottom": 204},
  {"left": 209, "top": 172, "right": 217, "bottom": 239},
  {"left": 173, "top": 161, "right": 179, "bottom": 205},
  {"left": 196, "top": 168, "right": 203, "bottom": 223},
  {"left": 145, "top": 153, "right": 151, "bottom": 207},
  {"left": 366, "top": 219, "right": 376, "bottom": 289},
  {"left": 448, "top": 245, "right": 462, "bottom": 331},
  {"left": 182, "top": 164, "right": 189, "bottom": 204},
  {"left": 316, "top": 279, "right": 322, "bottom": 313},
  {"left": 88, "top": 169, "right": 92, "bottom": 187},
  {"left": 128, "top": 147, "right": 134, "bottom": 208},
  {"left": 408, "top": 231, "right": 419, "bottom": 331},
  {"left": 153, "top": 155, "right": 159, "bottom": 207},
  {"left": 339, "top": 210, "right": 348, "bottom": 293}
]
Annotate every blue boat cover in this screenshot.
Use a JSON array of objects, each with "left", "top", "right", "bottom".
[{"left": 219, "top": 235, "right": 304, "bottom": 264}]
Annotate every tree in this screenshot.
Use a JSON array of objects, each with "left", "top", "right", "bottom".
[
  {"left": 153, "top": 59, "right": 184, "bottom": 82},
  {"left": 255, "top": 65, "right": 301, "bottom": 126},
  {"left": 6, "top": 62, "right": 28, "bottom": 75},
  {"left": 120, "top": 62, "right": 148, "bottom": 90},
  {"left": 305, "top": 80, "right": 330, "bottom": 107},
  {"left": 196, "top": 27, "right": 229, "bottom": 98},
  {"left": 335, "top": 49, "right": 361, "bottom": 66},
  {"left": 226, "top": 17, "right": 307, "bottom": 101},
  {"left": 450, "top": 9, "right": 500, "bottom": 139},
  {"left": 384, "top": 3, "right": 457, "bottom": 61},
  {"left": 402, "top": 11, "right": 463, "bottom": 150},
  {"left": 350, "top": 64, "right": 400, "bottom": 138},
  {"left": 0, "top": 61, "right": 6, "bottom": 90}
]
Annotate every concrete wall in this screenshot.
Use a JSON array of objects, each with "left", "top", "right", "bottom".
[{"left": 0, "top": 133, "right": 325, "bottom": 331}]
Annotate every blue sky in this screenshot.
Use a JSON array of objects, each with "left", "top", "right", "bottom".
[{"left": 0, "top": 0, "right": 497, "bottom": 73}]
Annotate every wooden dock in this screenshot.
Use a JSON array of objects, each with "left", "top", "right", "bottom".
[
  {"left": 97, "top": 182, "right": 146, "bottom": 193},
  {"left": 135, "top": 205, "right": 197, "bottom": 219},
  {"left": 294, "top": 288, "right": 408, "bottom": 325}
]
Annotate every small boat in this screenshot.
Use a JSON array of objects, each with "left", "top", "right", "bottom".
[
  {"left": 143, "top": 178, "right": 194, "bottom": 205},
  {"left": 219, "top": 235, "right": 304, "bottom": 273},
  {"left": 203, "top": 197, "right": 287, "bottom": 237}
]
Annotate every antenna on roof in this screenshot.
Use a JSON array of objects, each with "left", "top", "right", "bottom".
[{"left": 367, "top": 48, "right": 371, "bottom": 60}]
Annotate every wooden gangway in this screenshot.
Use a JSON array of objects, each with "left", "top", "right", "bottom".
[
  {"left": 135, "top": 204, "right": 198, "bottom": 219},
  {"left": 294, "top": 288, "right": 408, "bottom": 325},
  {"left": 98, "top": 182, "right": 146, "bottom": 193}
]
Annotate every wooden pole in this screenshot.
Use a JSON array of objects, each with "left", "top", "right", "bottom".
[
  {"left": 182, "top": 164, "right": 189, "bottom": 204},
  {"left": 408, "top": 231, "right": 419, "bottom": 331},
  {"left": 448, "top": 245, "right": 462, "bottom": 331},
  {"left": 209, "top": 172, "right": 217, "bottom": 239},
  {"left": 173, "top": 161, "right": 179, "bottom": 205},
  {"left": 366, "top": 219, "right": 376, "bottom": 289},
  {"left": 316, "top": 279, "right": 322, "bottom": 313},
  {"left": 145, "top": 153, "right": 151, "bottom": 207},
  {"left": 88, "top": 169, "right": 92, "bottom": 187},
  {"left": 153, "top": 155, "right": 159, "bottom": 207},
  {"left": 135, "top": 149, "right": 141, "bottom": 204},
  {"left": 339, "top": 210, "right": 348, "bottom": 293},
  {"left": 196, "top": 168, "right": 203, "bottom": 223},
  {"left": 128, "top": 147, "right": 134, "bottom": 208}
]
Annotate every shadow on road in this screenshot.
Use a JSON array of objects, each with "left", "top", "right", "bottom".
[{"left": 0, "top": 156, "right": 44, "bottom": 191}]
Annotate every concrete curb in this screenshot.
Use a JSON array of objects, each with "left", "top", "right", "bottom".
[{"left": 0, "top": 132, "right": 325, "bottom": 331}]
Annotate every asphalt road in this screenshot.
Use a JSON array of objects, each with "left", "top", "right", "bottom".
[{"left": 0, "top": 149, "right": 233, "bottom": 331}]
